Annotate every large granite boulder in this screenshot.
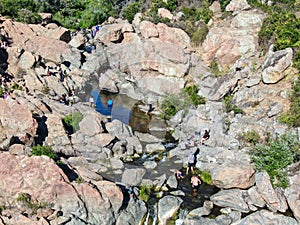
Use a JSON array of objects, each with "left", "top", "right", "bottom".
[
  {"left": 262, "top": 47, "right": 293, "bottom": 84},
  {"left": 212, "top": 161, "right": 256, "bottom": 189},
  {"left": 231, "top": 209, "right": 298, "bottom": 225},
  {"left": 158, "top": 195, "right": 183, "bottom": 225},
  {"left": 0, "top": 98, "right": 38, "bottom": 147},
  {"left": 0, "top": 152, "right": 123, "bottom": 225}
]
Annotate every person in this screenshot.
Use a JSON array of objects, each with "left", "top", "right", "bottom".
[
  {"left": 107, "top": 98, "right": 113, "bottom": 107},
  {"left": 89, "top": 96, "right": 95, "bottom": 107},
  {"left": 175, "top": 170, "right": 184, "bottom": 180},
  {"left": 200, "top": 129, "right": 210, "bottom": 145},
  {"left": 186, "top": 151, "right": 195, "bottom": 175},
  {"left": 191, "top": 175, "right": 201, "bottom": 193},
  {"left": 3, "top": 92, "right": 8, "bottom": 100}
]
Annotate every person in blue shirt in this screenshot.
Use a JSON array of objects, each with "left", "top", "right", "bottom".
[{"left": 107, "top": 98, "right": 113, "bottom": 107}]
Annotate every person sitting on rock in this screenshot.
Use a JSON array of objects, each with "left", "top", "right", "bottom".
[
  {"left": 200, "top": 129, "right": 210, "bottom": 145},
  {"left": 175, "top": 170, "right": 184, "bottom": 180}
]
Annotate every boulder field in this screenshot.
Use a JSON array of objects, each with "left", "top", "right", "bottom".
[{"left": 0, "top": 1, "right": 299, "bottom": 224}]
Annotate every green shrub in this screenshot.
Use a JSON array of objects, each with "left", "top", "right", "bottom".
[
  {"left": 258, "top": 10, "right": 300, "bottom": 53},
  {"left": 62, "top": 111, "right": 83, "bottom": 134},
  {"left": 238, "top": 130, "right": 261, "bottom": 145},
  {"left": 209, "top": 59, "right": 221, "bottom": 76},
  {"left": 16, "top": 192, "right": 49, "bottom": 213},
  {"left": 191, "top": 25, "right": 209, "bottom": 46},
  {"left": 184, "top": 85, "right": 206, "bottom": 106},
  {"left": 279, "top": 75, "right": 300, "bottom": 127},
  {"left": 0, "top": 86, "right": 3, "bottom": 97},
  {"left": 293, "top": 51, "right": 300, "bottom": 71},
  {"left": 139, "top": 184, "right": 152, "bottom": 202},
  {"left": 250, "top": 134, "right": 300, "bottom": 188},
  {"left": 219, "top": 0, "right": 231, "bottom": 11},
  {"left": 223, "top": 95, "right": 244, "bottom": 115},
  {"left": 31, "top": 145, "right": 58, "bottom": 160},
  {"left": 123, "top": 2, "right": 141, "bottom": 23},
  {"left": 160, "top": 85, "right": 206, "bottom": 120},
  {"left": 200, "top": 171, "right": 213, "bottom": 185},
  {"left": 11, "top": 83, "right": 22, "bottom": 90}
]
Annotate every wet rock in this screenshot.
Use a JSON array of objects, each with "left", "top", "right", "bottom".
[
  {"left": 145, "top": 143, "right": 165, "bottom": 154},
  {"left": 212, "top": 161, "right": 255, "bottom": 189},
  {"left": 231, "top": 209, "right": 298, "bottom": 225},
  {"left": 188, "top": 200, "right": 214, "bottom": 217},
  {"left": 210, "top": 189, "right": 250, "bottom": 213},
  {"left": 256, "top": 171, "right": 288, "bottom": 213},
  {"left": 116, "top": 197, "right": 147, "bottom": 225},
  {"left": 121, "top": 168, "right": 146, "bottom": 186},
  {"left": 158, "top": 195, "right": 183, "bottom": 225},
  {"left": 166, "top": 174, "right": 178, "bottom": 189},
  {"left": 262, "top": 47, "right": 293, "bottom": 84}
]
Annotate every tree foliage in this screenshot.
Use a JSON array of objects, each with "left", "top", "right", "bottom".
[{"left": 250, "top": 134, "right": 299, "bottom": 188}]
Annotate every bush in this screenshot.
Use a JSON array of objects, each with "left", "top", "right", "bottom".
[
  {"left": 160, "top": 85, "right": 206, "bottom": 120},
  {"left": 223, "top": 95, "right": 244, "bottom": 115},
  {"left": 258, "top": 10, "right": 300, "bottom": 53},
  {"left": 191, "top": 25, "right": 209, "bottom": 46},
  {"left": 200, "top": 171, "right": 213, "bottom": 185},
  {"left": 122, "top": 2, "right": 141, "bottom": 23},
  {"left": 250, "top": 134, "right": 300, "bottom": 188},
  {"left": 16, "top": 192, "right": 48, "bottom": 212},
  {"left": 62, "top": 111, "right": 83, "bottom": 134},
  {"left": 238, "top": 130, "right": 261, "bottom": 145},
  {"left": 31, "top": 145, "right": 58, "bottom": 160},
  {"left": 139, "top": 184, "right": 152, "bottom": 202},
  {"left": 279, "top": 75, "right": 300, "bottom": 127}
]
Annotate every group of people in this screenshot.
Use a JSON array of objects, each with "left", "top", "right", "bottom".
[
  {"left": 44, "top": 65, "right": 65, "bottom": 82},
  {"left": 59, "top": 89, "right": 76, "bottom": 105},
  {"left": 174, "top": 129, "right": 211, "bottom": 195}
]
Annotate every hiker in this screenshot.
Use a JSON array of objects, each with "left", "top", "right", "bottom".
[
  {"left": 89, "top": 96, "right": 95, "bottom": 107},
  {"left": 175, "top": 170, "right": 184, "bottom": 180},
  {"left": 200, "top": 129, "right": 210, "bottom": 145},
  {"left": 191, "top": 175, "right": 201, "bottom": 193},
  {"left": 107, "top": 98, "right": 113, "bottom": 107},
  {"left": 186, "top": 151, "right": 195, "bottom": 175}
]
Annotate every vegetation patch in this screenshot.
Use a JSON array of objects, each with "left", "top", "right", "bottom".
[
  {"left": 139, "top": 184, "right": 152, "bottom": 202},
  {"left": 238, "top": 130, "right": 261, "bottom": 146},
  {"left": 279, "top": 75, "right": 300, "bottom": 127},
  {"left": 122, "top": 2, "right": 141, "bottom": 23},
  {"left": 223, "top": 95, "right": 244, "bottom": 115},
  {"left": 31, "top": 145, "right": 58, "bottom": 160},
  {"left": 160, "top": 85, "right": 206, "bottom": 120},
  {"left": 16, "top": 192, "right": 49, "bottom": 213},
  {"left": 250, "top": 134, "right": 300, "bottom": 188},
  {"left": 62, "top": 111, "right": 83, "bottom": 134}
]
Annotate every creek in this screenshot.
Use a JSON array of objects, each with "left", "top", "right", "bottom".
[{"left": 79, "top": 80, "right": 220, "bottom": 223}]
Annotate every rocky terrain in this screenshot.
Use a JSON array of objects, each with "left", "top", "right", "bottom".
[{"left": 0, "top": 0, "right": 299, "bottom": 224}]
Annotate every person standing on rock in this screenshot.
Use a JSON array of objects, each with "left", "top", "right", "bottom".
[
  {"left": 89, "top": 95, "right": 95, "bottom": 107},
  {"left": 186, "top": 151, "right": 195, "bottom": 175},
  {"left": 191, "top": 175, "right": 201, "bottom": 194},
  {"left": 200, "top": 129, "right": 210, "bottom": 145}
]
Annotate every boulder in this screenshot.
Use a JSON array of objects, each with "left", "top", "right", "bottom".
[
  {"left": 156, "top": 23, "right": 191, "bottom": 49},
  {"left": 226, "top": 0, "right": 251, "bottom": 12},
  {"left": 210, "top": 189, "right": 250, "bottom": 213},
  {"left": 95, "top": 23, "right": 124, "bottom": 44},
  {"left": 45, "top": 26, "right": 71, "bottom": 43},
  {"left": 231, "top": 209, "right": 298, "bottom": 225},
  {"left": 262, "top": 47, "right": 293, "bottom": 84},
  {"left": 0, "top": 98, "right": 38, "bottom": 145},
  {"left": 139, "top": 21, "right": 159, "bottom": 39},
  {"left": 187, "top": 201, "right": 214, "bottom": 217},
  {"left": 18, "top": 51, "right": 36, "bottom": 69},
  {"left": 106, "top": 119, "right": 134, "bottom": 139},
  {"left": 285, "top": 167, "right": 300, "bottom": 222},
  {"left": 158, "top": 195, "right": 183, "bottom": 225},
  {"left": 212, "top": 161, "right": 256, "bottom": 189},
  {"left": 121, "top": 168, "right": 146, "bottom": 186},
  {"left": 69, "top": 32, "right": 85, "bottom": 48},
  {"left": 145, "top": 143, "right": 166, "bottom": 154},
  {"left": 0, "top": 152, "right": 122, "bottom": 225},
  {"left": 158, "top": 8, "right": 174, "bottom": 20},
  {"left": 256, "top": 171, "right": 288, "bottom": 213}
]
